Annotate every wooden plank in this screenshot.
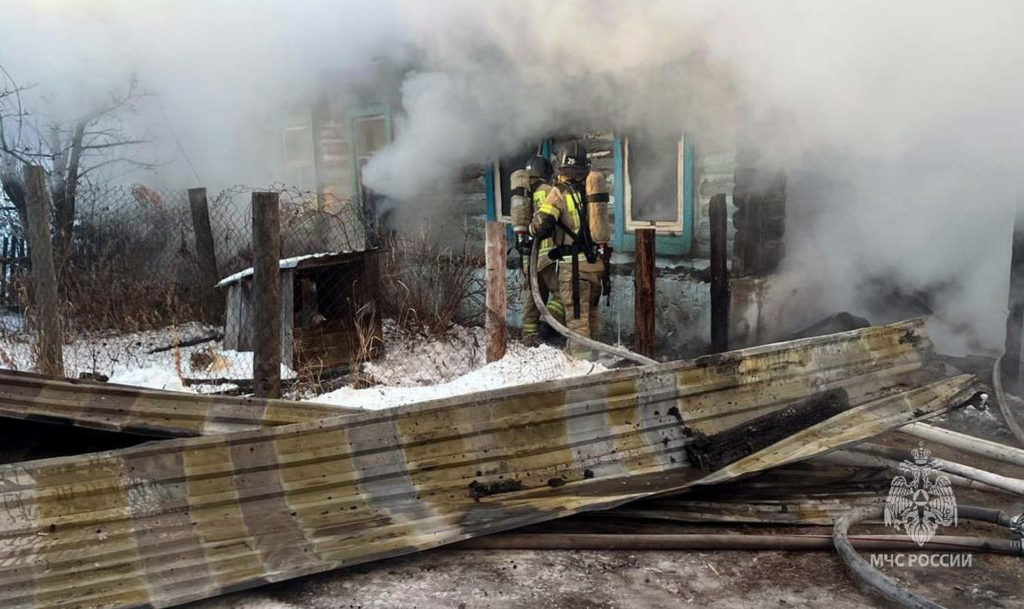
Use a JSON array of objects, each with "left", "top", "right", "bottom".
[
  {"left": 280, "top": 269, "right": 294, "bottom": 370},
  {"left": 188, "top": 187, "right": 221, "bottom": 323},
  {"left": 710, "top": 194, "right": 730, "bottom": 353},
  {"left": 634, "top": 228, "right": 655, "bottom": 358},
  {"left": 252, "top": 191, "right": 281, "bottom": 398},
  {"left": 223, "top": 284, "right": 242, "bottom": 350},
  {"left": 23, "top": 165, "right": 64, "bottom": 376},
  {"left": 485, "top": 221, "right": 507, "bottom": 362}
]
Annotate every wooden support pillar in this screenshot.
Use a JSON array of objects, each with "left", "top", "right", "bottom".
[
  {"left": 485, "top": 221, "right": 507, "bottom": 362},
  {"left": 1004, "top": 198, "right": 1024, "bottom": 393},
  {"left": 23, "top": 165, "right": 64, "bottom": 376},
  {"left": 634, "top": 228, "right": 656, "bottom": 358},
  {"left": 188, "top": 187, "right": 221, "bottom": 322},
  {"left": 252, "top": 191, "right": 281, "bottom": 398},
  {"left": 710, "top": 194, "right": 730, "bottom": 353}
]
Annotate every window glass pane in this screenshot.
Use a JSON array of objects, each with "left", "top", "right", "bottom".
[
  {"left": 629, "top": 136, "right": 680, "bottom": 223},
  {"left": 354, "top": 116, "right": 388, "bottom": 161},
  {"left": 283, "top": 127, "right": 314, "bottom": 163}
]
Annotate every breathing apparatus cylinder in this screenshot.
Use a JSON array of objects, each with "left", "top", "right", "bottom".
[
  {"left": 509, "top": 169, "right": 533, "bottom": 235},
  {"left": 586, "top": 171, "right": 612, "bottom": 245}
]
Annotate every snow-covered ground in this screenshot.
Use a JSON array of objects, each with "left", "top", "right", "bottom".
[
  {"left": 0, "top": 319, "right": 604, "bottom": 408},
  {"left": 313, "top": 342, "right": 605, "bottom": 410},
  {"left": 0, "top": 321, "right": 296, "bottom": 393}
]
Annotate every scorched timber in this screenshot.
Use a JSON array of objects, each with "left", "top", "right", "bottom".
[{"left": 0, "top": 320, "right": 981, "bottom": 609}]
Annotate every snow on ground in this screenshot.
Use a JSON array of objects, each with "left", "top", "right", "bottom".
[
  {"left": 363, "top": 322, "right": 489, "bottom": 386},
  {"left": 313, "top": 342, "right": 605, "bottom": 410},
  {"left": 0, "top": 321, "right": 295, "bottom": 392},
  {"left": 0, "top": 317, "right": 604, "bottom": 407}
]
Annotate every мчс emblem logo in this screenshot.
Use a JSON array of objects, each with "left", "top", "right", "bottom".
[{"left": 883, "top": 443, "right": 958, "bottom": 546}]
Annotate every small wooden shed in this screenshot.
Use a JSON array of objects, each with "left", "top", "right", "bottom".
[{"left": 218, "top": 251, "right": 382, "bottom": 370}]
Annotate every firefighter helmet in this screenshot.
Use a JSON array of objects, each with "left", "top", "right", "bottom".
[
  {"left": 553, "top": 140, "right": 590, "bottom": 180},
  {"left": 524, "top": 155, "right": 553, "bottom": 182}
]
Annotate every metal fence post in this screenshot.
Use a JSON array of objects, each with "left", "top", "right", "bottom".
[
  {"left": 23, "top": 165, "right": 64, "bottom": 376},
  {"left": 252, "top": 191, "right": 281, "bottom": 398}
]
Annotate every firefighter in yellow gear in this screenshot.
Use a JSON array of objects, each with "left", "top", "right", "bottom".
[
  {"left": 530, "top": 140, "right": 610, "bottom": 359},
  {"left": 518, "top": 155, "right": 564, "bottom": 344}
]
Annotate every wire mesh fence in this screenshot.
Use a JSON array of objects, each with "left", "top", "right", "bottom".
[{"left": 0, "top": 180, "right": 560, "bottom": 398}]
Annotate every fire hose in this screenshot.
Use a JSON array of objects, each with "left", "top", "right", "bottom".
[
  {"left": 833, "top": 505, "right": 1024, "bottom": 609},
  {"left": 528, "top": 239, "right": 657, "bottom": 366}
]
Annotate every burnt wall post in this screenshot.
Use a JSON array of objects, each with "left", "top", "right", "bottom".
[
  {"left": 634, "top": 228, "right": 656, "bottom": 358},
  {"left": 1004, "top": 198, "right": 1024, "bottom": 392},
  {"left": 710, "top": 194, "right": 730, "bottom": 353}
]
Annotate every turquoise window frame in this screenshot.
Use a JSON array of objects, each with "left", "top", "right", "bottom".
[
  {"left": 612, "top": 136, "right": 694, "bottom": 256},
  {"left": 346, "top": 103, "right": 393, "bottom": 201}
]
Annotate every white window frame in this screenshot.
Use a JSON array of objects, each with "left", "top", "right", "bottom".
[
  {"left": 623, "top": 135, "right": 686, "bottom": 234},
  {"left": 282, "top": 125, "right": 315, "bottom": 191}
]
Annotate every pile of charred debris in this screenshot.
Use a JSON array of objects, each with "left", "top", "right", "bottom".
[{"left": 0, "top": 319, "right": 1022, "bottom": 609}]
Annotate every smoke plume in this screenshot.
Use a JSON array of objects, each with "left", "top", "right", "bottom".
[{"left": 2, "top": 1, "right": 1023, "bottom": 353}]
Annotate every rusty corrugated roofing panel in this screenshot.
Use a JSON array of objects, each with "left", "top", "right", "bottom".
[{"left": 0, "top": 320, "right": 980, "bottom": 609}]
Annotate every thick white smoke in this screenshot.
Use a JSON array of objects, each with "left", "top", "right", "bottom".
[{"left": 2, "top": 1, "right": 1023, "bottom": 353}]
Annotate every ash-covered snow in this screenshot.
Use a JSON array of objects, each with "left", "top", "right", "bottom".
[
  {"left": 362, "top": 322, "right": 489, "bottom": 386},
  {"left": 312, "top": 342, "right": 605, "bottom": 410}
]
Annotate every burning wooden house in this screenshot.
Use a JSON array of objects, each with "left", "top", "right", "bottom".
[{"left": 217, "top": 250, "right": 382, "bottom": 370}]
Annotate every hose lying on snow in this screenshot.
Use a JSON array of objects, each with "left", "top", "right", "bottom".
[
  {"left": 529, "top": 240, "right": 657, "bottom": 366},
  {"left": 834, "top": 505, "right": 1024, "bottom": 609}
]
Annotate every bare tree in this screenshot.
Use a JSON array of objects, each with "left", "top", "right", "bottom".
[{"left": 0, "top": 65, "right": 155, "bottom": 278}]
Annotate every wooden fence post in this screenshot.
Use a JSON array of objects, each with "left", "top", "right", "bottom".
[
  {"left": 188, "top": 187, "right": 221, "bottom": 322},
  {"left": 23, "top": 165, "right": 64, "bottom": 376},
  {"left": 710, "top": 194, "right": 730, "bottom": 353},
  {"left": 1004, "top": 198, "right": 1024, "bottom": 392},
  {"left": 485, "top": 221, "right": 507, "bottom": 362},
  {"left": 634, "top": 228, "right": 656, "bottom": 358},
  {"left": 252, "top": 191, "right": 281, "bottom": 398}
]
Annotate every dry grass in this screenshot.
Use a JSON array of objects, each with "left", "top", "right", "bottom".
[{"left": 379, "top": 228, "right": 484, "bottom": 338}]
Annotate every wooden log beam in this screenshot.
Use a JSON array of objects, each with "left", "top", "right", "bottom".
[
  {"left": 634, "top": 228, "right": 656, "bottom": 358},
  {"left": 252, "top": 191, "right": 281, "bottom": 398},
  {"left": 485, "top": 221, "right": 507, "bottom": 362},
  {"left": 23, "top": 165, "right": 64, "bottom": 377}
]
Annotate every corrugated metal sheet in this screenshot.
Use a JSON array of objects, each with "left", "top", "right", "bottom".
[
  {"left": 0, "top": 318, "right": 943, "bottom": 438},
  {"left": 0, "top": 370, "right": 354, "bottom": 437},
  {"left": 0, "top": 320, "right": 980, "bottom": 609}
]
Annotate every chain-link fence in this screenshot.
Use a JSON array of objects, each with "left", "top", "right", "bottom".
[{"left": 0, "top": 181, "right": 560, "bottom": 398}]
